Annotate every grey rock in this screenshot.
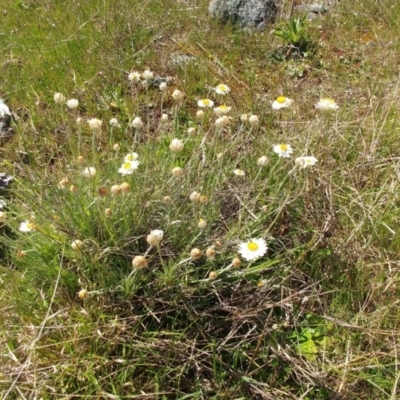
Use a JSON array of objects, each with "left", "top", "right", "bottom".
[
  {"left": 0, "top": 173, "right": 13, "bottom": 189},
  {"left": 170, "top": 53, "right": 196, "bottom": 67},
  {"left": 294, "top": 3, "right": 329, "bottom": 14},
  {"left": 0, "top": 114, "right": 14, "bottom": 142},
  {"left": 209, "top": 0, "right": 277, "bottom": 31},
  {"left": 148, "top": 76, "right": 174, "bottom": 89}
]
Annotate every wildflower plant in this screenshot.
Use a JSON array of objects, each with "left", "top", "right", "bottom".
[{"left": 273, "top": 15, "right": 313, "bottom": 58}]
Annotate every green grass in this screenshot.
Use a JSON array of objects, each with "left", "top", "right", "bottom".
[{"left": 1, "top": 0, "right": 400, "bottom": 398}]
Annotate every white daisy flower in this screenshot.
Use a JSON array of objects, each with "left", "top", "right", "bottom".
[
  {"left": 197, "top": 99, "right": 214, "bottom": 108},
  {"left": 124, "top": 152, "right": 139, "bottom": 162},
  {"left": 214, "top": 105, "right": 232, "bottom": 116},
  {"left": 273, "top": 144, "right": 293, "bottom": 158},
  {"left": 19, "top": 220, "right": 35, "bottom": 233},
  {"left": 295, "top": 156, "right": 318, "bottom": 168},
  {"left": 214, "top": 83, "right": 231, "bottom": 95},
  {"left": 82, "top": 167, "right": 97, "bottom": 177},
  {"left": 215, "top": 116, "right": 231, "bottom": 127},
  {"left": 238, "top": 238, "right": 267, "bottom": 261},
  {"left": 118, "top": 160, "right": 140, "bottom": 175},
  {"left": 272, "top": 96, "right": 293, "bottom": 110},
  {"left": 315, "top": 98, "right": 339, "bottom": 111},
  {"left": 128, "top": 71, "right": 141, "bottom": 82},
  {"left": 233, "top": 169, "right": 245, "bottom": 176}
]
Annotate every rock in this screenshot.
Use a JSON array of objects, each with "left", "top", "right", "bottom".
[
  {"left": 170, "top": 53, "right": 196, "bottom": 67},
  {"left": 0, "top": 114, "right": 14, "bottom": 142},
  {"left": 0, "top": 98, "right": 10, "bottom": 118},
  {"left": 209, "top": 0, "right": 277, "bottom": 31},
  {"left": 0, "top": 173, "right": 13, "bottom": 189},
  {"left": 294, "top": 3, "right": 329, "bottom": 14},
  {"left": 148, "top": 76, "right": 174, "bottom": 89},
  {"left": 0, "top": 99, "right": 14, "bottom": 143},
  {"left": 294, "top": 2, "right": 330, "bottom": 20}
]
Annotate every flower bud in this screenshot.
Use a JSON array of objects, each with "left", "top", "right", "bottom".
[
  {"left": 54, "top": 92, "right": 66, "bottom": 104},
  {"left": 257, "top": 156, "right": 269, "bottom": 167},
  {"left": 190, "top": 248, "right": 203, "bottom": 260},
  {"left": 131, "top": 116, "right": 144, "bottom": 129},
  {"left": 97, "top": 186, "right": 108, "bottom": 197},
  {"left": 169, "top": 138, "right": 184, "bottom": 153},
  {"left": 119, "top": 182, "right": 131, "bottom": 193},
  {"left": 132, "top": 255, "right": 148, "bottom": 270},
  {"left": 78, "top": 289, "right": 88, "bottom": 299},
  {"left": 196, "top": 110, "right": 204, "bottom": 119},
  {"left": 248, "top": 115, "right": 259, "bottom": 126},
  {"left": 71, "top": 240, "right": 84, "bottom": 251},
  {"left": 206, "top": 247, "right": 216, "bottom": 259},
  {"left": 111, "top": 185, "right": 122, "bottom": 195},
  {"left": 67, "top": 99, "right": 79, "bottom": 109},
  {"left": 171, "top": 167, "right": 183, "bottom": 177},
  {"left": 88, "top": 118, "right": 102, "bottom": 132},
  {"left": 189, "top": 191, "right": 201, "bottom": 203},
  {"left": 209, "top": 271, "right": 218, "bottom": 280},
  {"left": 17, "top": 250, "right": 27, "bottom": 258},
  {"left": 163, "top": 195, "right": 172, "bottom": 204},
  {"left": 172, "top": 89, "right": 184, "bottom": 102},
  {"left": 146, "top": 229, "right": 164, "bottom": 246},
  {"left": 198, "top": 218, "right": 207, "bottom": 229},
  {"left": 58, "top": 177, "right": 69, "bottom": 189},
  {"left": 232, "top": 257, "right": 241, "bottom": 268}
]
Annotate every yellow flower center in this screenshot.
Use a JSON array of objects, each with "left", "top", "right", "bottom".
[
  {"left": 279, "top": 144, "right": 288, "bottom": 151},
  {"left": 247, "top": 242, "right": 259, "bottom": 251},
  {"left": 123, "top": 161, "right": 132, "bottom": 169},
  {"left": 27, "top": 223, "right": 34, "bottom": 230},
  {"left": 203, "top": 99, "right": 210, "bottom": 106},
  {"left": 276, "top": 96, "right": 287, "bottom": 104},
  {"left": 218, "top": 85, "right": 227, "bottom": 91},
  {"left": 219, "top": 105, "right": 227, "bottom": 109}
]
